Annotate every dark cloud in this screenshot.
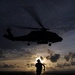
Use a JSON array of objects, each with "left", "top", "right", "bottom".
[
  {"left": 50, "top": 54, "right": 60, "bottom": 62},
  {"left": 46, "top": 49, "right": 60, "bottom": 62},
  {"left": 40, "top": 56, "right": 43, "bottom": 60},
  {"left": 64, "top": 52, "right": 75, "bottom": 61},
  {"left": 46, "top": 56, "right": 50, "bottom": 60},
  {"left": 71, "top": 61, "right": 75, "bottom": 66},
  {"left": 64, "top": 55, "right": 70, "bottom": 61}
]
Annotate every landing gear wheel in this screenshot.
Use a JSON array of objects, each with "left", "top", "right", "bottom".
[
  {"left": 27, "top": 42, "right": 30, "bottom": 46},
  {"left": 48, "top": 42, "right": 51, "bottom": 46}
]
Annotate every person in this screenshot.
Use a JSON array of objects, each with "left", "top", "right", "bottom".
[{"left": 35, "top": 59, "right": 45, "bottom": 75}]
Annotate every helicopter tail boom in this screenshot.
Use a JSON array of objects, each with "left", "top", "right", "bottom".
[{"left": 3, "top": 28, "right": 15, "bottom": 41}]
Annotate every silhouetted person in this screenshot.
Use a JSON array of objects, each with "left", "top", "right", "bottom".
[{"left": 35, "top": 59, "right": 45, "bottom": 75}]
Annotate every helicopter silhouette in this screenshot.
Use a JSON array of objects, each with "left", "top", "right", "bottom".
[{"left": 3, "top": 6, "right": 63, "bottom": 46}]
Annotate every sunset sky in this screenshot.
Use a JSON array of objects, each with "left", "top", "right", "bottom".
[{"left": 0, "top": 0, "right": 75, "bottom": 72}]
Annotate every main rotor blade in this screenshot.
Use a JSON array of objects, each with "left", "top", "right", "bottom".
[
  {"left": 24, "top": 6, "right": 47, "bottom": 30},
  {"left": 55, "top": 26, "right": 75, "bottom": 31}
]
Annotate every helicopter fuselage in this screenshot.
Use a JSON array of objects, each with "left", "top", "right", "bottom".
[
  {"left": 6, "top": 31, "right": 62, "bottom": 42},
  {"left": 3, "top": 29, "right": 63, "bottom": 46}
]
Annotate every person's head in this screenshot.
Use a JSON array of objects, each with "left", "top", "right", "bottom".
[{"left": 37, "top": 59, "right": 41, "bottom": 63}]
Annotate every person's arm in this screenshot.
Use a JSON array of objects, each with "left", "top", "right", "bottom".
[
  {"left": 43, "top": 64, "right": 45, "bottom": 71},
  {"left": 35, "top": 63, "right": 37, "bottom": 67}
]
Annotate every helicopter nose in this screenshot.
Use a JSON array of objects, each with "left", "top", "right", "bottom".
[{"left": 59, "top": 37, "right": 63, "bottom": 42}]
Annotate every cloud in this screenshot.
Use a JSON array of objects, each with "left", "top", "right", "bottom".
[
  {"left": 50, "top": 54, "right": 60, "bottom": 62},
  {"left": 56, "top": 61, "right": 75, "bottom": 68},
  {"left": 64, "top": 55, "right": 70, "bottom": 61},
  {"left": 40, "top": 56, "right": 44, "bottom": 60},
  {"left": 0, "top": 64, "right": 15, "bottom": 68},
  {"left": 26, "top": 63, "right": 35, "bottom": 68},
  {"left": 71, "top": 61, "right": 75, "bottom": 66},
  {"left": 0, "top": 48, "right": 33, "bottom": 60},
  {"left": 0, "top": 49, "right": 6, "bottom": 58},
  {"left": 56, "top": 62, "right": 71, "bottom": 68},
  {"left": 64, "top": 52, "right": 75, "bottom": 61},
  {"left": 46, "top": 49, "right": 60, "bottom": 62}
]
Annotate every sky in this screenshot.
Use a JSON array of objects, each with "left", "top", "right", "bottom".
[{"left": 0, "top": 0, "right": 75, "bottom": 72}]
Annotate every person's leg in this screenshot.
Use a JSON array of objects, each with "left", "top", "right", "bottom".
[{"left": 36, "top": 71, "right": 41, "bottom": 75}]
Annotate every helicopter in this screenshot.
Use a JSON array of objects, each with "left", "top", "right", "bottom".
[
  {"left": 3, "top": 6, "right": 63, "bottom": 46},
  {"left": 3, "top": 27, "right": 63, "bottom": 46}
]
